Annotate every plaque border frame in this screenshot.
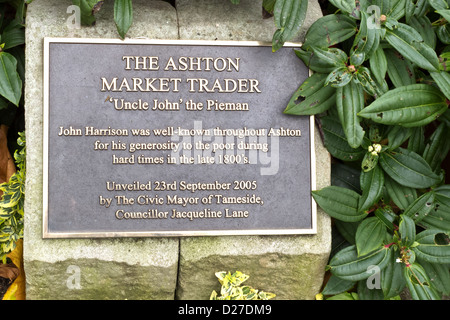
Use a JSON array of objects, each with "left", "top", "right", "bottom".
[{"left": 42, "top": 37, "right": 317, "bottom": 238}]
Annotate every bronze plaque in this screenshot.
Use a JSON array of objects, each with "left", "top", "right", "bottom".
[{"left": 43, "top": 38, "right": 316, "bottom": 238}]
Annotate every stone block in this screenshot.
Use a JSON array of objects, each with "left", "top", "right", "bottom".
[
  {"left": 175, "top": 0, "right": 331, "bottom": 300},
  {"left": 24, "top": 0, "right": 179, "bottom": 300}
]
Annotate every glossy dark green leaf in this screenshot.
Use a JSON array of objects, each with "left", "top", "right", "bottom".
[
  {"left": 353, "top": 66, "right": 383, "bottom": 98},
  {"left": 334, "top": 219, "right": 359, "bottom": 244},
  {"left": 407, "top": 127, "right": 426, "bottom": 155},
  {"left": 329, "top": 245, "right": 392, "bottom": 281},
  {"left": 328, "top": 0, "right": 358, "bottom": 15},
  {"left": 428, "top": 0, "right": 449, "bottom": 10},
  {"left": 322, "top": 274, "right": 356, "bottom": 295},
  {"left": 114, "top": 0, "right": 133, "bottom": 39},
  {"left": 355, "top": 217, "right": 388, "bottom": 256},
  {"left": 436, "top": 24, "right": 450, "bottom": 45},
  {"left": 71, "top": 0, "right": 99, "bottom": 26},
  {"left": 408, "top": 16, "right": 436, "bottom": 49},
  {"left": 361, "top": 151, "right": 379, "bottom": 172},
  {"left": 413, "top": 230, "right": 450, "bottom": 264},
  {"left": 357, "top": 279, "right": 385, "bottom": 300},
  {"left": 381, "top": 252, "right": 406, "bottom": 299},
  {"left": 385, "top": 23, "right": 440, "bottom": 71},
  {"left": 272, "top": 0, "right": 308, "bottom": 51},
  {"left": 358, "top": 84, "right": 448, "bottom": 127},
  {"left": 302, "top": 14, "right": 357, "bottom": 50},
  {"left": 359, "top": 165, "right": 384, "bottom": 212},
  {"left": 384, "top": 49, "right": 416, "bottom": 88},
  {"left": 284, "top": 84, "right": 335, "bottom": 115},
  {"left": 374, "top": 206, "right": 396, "bottom": 231},
  {"left": 351, "top": 11, "right": 380, "bottom": 58},
  {"left": 1, "top": 20, "right": 24, "bottom": 50},
  {"left": 399, "top": 215, "right": 416, "bottom": 247},
  {"left": 0, "top": 52, "right": 22, "bottom": 106},
  {"left": 403, "top": 191, "right": 435, "bottom": 223},
  {"left": 430, "top": 70, "right": 450, "bottom": 100},
  {"left": 384, "top": 175, "right": 417, "bottom": 210},
  {"left": 321, "top": 116, "right": 366, "bottom": 161},
  {"left": 326, "top": 67, "right": 353, "bottom": 88},
  {"left": 417, "top": 258, "right": 450, "bottom": 295},
  {"left": 336, "top": 80, "right": 365, "bottom": 148},
  {"left": 404, "top": 263, "right": 441, "bottom": 300},
  {"left": 387, "top": 126, "right": 413, "bottom": 150},
  {"left": 419, "top": 203, "right": 450, "bottom": 232},
  {"left": 312, "top": 186, "right": 366, "bottom": 222},
  {"left": 379, "top": 148, "right": 441, "bottom": 188},
  {"left": 331, "top": 163, "right": 361, "bottom": 192},
  {"left": 294, "top": 48, "right": 347, "bottom": 73},
  {"left": 434, "top": 185, "right": 450, "bottom": 207},
  {"left": 422, "top": 122, "right": 450, "bottom": 172},
  {"left": 369, "top": 47, "right": 387, "bottom": 85}
]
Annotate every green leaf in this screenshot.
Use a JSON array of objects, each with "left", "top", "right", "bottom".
[
  {"left": 334, "top": 220, "right": 359, "bottom": 245},
  {"left": 384, "top": 49, "right": 416, "bottom": 88},
  {"left": 379, "top": 148, "right": 441, "bottom": 189},
  {"left": 294, "top": 48, "right": 347, "bottom": 73},
  {"left": 0, "top": 52, "right": 22, "bottom": 106},
  {"left": 384, "top": 175, "right": 417, "bottom": 210},
  {"left": 114, "top": 0, "right": 133, "bottom": 39},
  {"left": 428, "top": 0, "right": 450, "bottom": 10},
  {"left": 430, "top": 70, "right": 450, "bottom": 100},
  {"left": 381, "top": 252, "right": 406, "bottom": 299},
  {"left": 326, "top": 67, "right": 353, "bottom": 88},
  {"left": 71, "top": 0, "right": 99, "bottom": 26},
  {"left": 385, "top": 23, "right": 440, "bottom": 71},
  {"left": 358, "top": 84, "right": 448, "bottom": 127},
  {"left": 404, "top": 263, "right": 441, "bottom": 300},
  {"left": 419, "top": 205, "right": 450, "bottom": 232},
  {"left": 328, "top": 0, "right": 358, "bottom": 15},
  {"left": 302, "top": 14, "right": 357, "bottom": 50},
  {"left": 361, "top": 151, "right": 379, "bottom": 172},
  {"left": 417, "top": 259, "right": 450, "bottom": 295},
  {"left": 284, "top": 83, "right": 335, "bottom": 115},
  {"left": 403, "top": 191, "right": 435, "bottom": 223},
  {"left": 262, "top": 0, "right": 277, "bottom": 13},
  {"left": 331, "top": 162, "right": 361, "bottom": 192},
  {"left": 336, "top": 80, "right": 365, "bottom": 148},
  {"left": 434, "top": 184, "right": 450, "bottom": 207},
  {"left": 321, "top": 116, "right": 366, "bottom": 161},
  {"left": 328, "top": 245, "right": 392, "bottom": 281},
  {"left": 369, "top": 47, "right": 387, "bottom": 86},
  {"left": 422, "top": 122, "right": 450, "bottom": 173},
  {"left": 1, "top": 20, "right": 24, "bottom": 50},
  {"left": 359, "top": 165, "right": 384, "bottom": 212},
  {"left": 413, "top": 230, "right": 450, "bottom": 264},
  {"left": 357, "top": 279, "right": 385, "bottom": 300},
  {"left": 408, "top": 16, "right": 436, "bottom": 49},
  {"left": 387, "top": 126, "right": 413, "bottom": 150},
  {"left": 399, "top": 215, "right": 416, "bottom": 247},
  {"left": 354, "top": 66, "right": 384, "bottom": 98},
  {"left": 355, "top": 217, "right": 387, "bottom": 256},
  {"left": 322, "top": 274, "right": 355, "bottom": 296},
  {"left": 272, "top": 0, "right": 308, "bottom": 52},
  {"left": 374, "top": 206, "right": 396, "bottom": 231},
  {"left": 407, "top": 126, "right": 426, "bottom": 155},
  {"left": 351, "top": 11, "right": 380, "bottom": 58},
  {"left": 436, "top": 24, "right": 450, "bottom": 45},
  {"left": 312, "top": 186, "right": 366, "bottom": 222}
]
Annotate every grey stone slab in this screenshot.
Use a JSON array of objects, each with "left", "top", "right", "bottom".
[
  {"left": 176, "top": 0, "right": 322, "bottom": 42},
  {"left": 175, "top": 0, "right": 331, "bottom": 300},
  {"left": 24, "top": 0, "right": 179, "bottom": 300}
]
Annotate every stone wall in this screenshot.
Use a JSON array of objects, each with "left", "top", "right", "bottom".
[{"left": 24, "top": 0, "right": 330, "bottom": 300}]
